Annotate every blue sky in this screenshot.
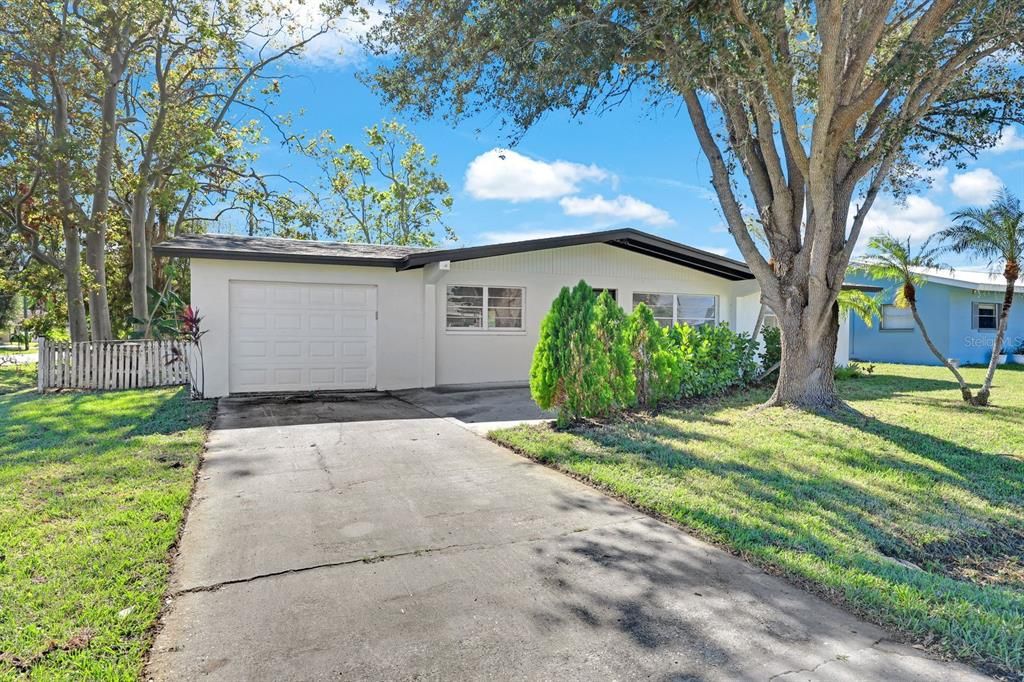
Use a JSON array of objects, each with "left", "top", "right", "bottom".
[{"left": 235, "top": 22, "right": 1024, "bottom": 269}]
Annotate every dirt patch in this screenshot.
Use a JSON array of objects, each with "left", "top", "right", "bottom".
[{"left": 922, "top": 525, "right": 1024, "bottom": 588}]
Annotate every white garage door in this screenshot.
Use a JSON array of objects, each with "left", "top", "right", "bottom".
[{"left": 228, "top": 281, "right": 377, "bottom": 393}]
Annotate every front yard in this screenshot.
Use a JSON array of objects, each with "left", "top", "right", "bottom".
[
  {"left": 0, "top": 364, "right": 211, "bottom": 680},
  {"left": 492, "top": 363, "right": 1024, "bottom": 677}
]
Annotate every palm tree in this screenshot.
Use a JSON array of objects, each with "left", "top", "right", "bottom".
[
  {"left": 940, "top": 188, "right": 1024, "bottom": 406},
  {"left": 856, "top": 232, "right": 975, "bottom": 403}
]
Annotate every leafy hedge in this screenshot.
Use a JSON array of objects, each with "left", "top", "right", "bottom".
[{"left": 530, "top": 280, "right": 759, "bottom": 424}]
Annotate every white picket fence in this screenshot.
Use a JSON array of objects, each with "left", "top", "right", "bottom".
[{"left": 37, "top": 338, "right": 189, "bottom": 392}]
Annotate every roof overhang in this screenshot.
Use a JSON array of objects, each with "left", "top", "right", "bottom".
[
  {"left": 151, "top": 243, "right": 404, "bottom": 268},
  {"left": 398, "top": 229, "right": 756, "bottom": 282}
]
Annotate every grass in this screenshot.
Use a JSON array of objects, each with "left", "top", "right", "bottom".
[
  {"left": 0, "top": 343, "right": 37, "bottom": 356},
  {"left": 0, "top": 363, "right": 212, "bottom": 680},
  {"left": 491, "top": 363, "right": 1024, "bottom": 677}
]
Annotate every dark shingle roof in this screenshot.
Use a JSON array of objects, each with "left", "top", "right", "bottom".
[
  {"left": 153, "top": 230, "right": 882, "bottom": 290},
  {"left": 155, "top": 229, "right": 757, "bottom": 281},
  {"left": 153, "top": 233, "right": 427, "bottom": 267}
]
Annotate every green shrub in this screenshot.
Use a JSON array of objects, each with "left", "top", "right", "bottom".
[
  {"left": 760, "top": 325, "right": 781, "bottom": 374},
  {"left": 531, "top": 284, "right": 759, "bottom": 422},
  {"left": 593, "top": 290, "right": 636, "bottom": 409},
  {"left": 625, "top": 303, "right": 681, "bottom": 408},
  {"left": 672, "top": 323, "right": 757, "bottom": 398},
  {"left": 530, "top": 281, "right": 611, "bottom": 424},
  {"left": 834, "top": 361, "right": 875, "bottom": 380}
]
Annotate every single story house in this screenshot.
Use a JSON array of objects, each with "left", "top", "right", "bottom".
[
  {"left": 847, "top": 267, "right": 1024, "bottom": 366},
  {"left": 155, "top": 228, "right": 852, "bottom": 398}
]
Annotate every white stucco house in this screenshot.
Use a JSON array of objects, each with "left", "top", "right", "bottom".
[{"left": 155, "top": 228, "right": 851, "bottom": 398}]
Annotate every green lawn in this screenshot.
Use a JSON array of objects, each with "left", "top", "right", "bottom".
[
  {"left": 491, "top": 363, "right": 1024, "bottom": 677},
  {"left": 0, "top": 364, "right": 211, "bottom": 680},
  {"left": 0, "top": 343, "right": 37, "bottom": 356}
]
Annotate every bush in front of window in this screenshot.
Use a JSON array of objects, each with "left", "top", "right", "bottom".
[
  {"left": 671, "top": 323, "right": 758, "bottom": 398},
  {"left": 625, "top": 303, "right": 682, "bottom": 408},
  {"left": 593, "top": 290, "right": 636, "bottom": 409},
  {"left": 530, "top": 281, "right": 618, "bottom": 424},
  {"left": 531, "top": 281, "right": 761, "bottom": 423}
]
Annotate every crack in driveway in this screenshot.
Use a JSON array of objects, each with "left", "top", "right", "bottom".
[
  {"left": 170, "top": 515, "right": 647, "bottom": 597},
  {"left": 766, "top": 637, "right": 887, "bottom": 681}
]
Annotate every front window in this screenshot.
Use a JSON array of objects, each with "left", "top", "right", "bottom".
[
  {"left": 973, "top": 302, "right": 1001, "bottom": 331},
  {"left": 881, "top": 304, "right": 914, "bottom": 330},
  {"left": 446, "top": 285, "right": 524, "bottom": 331},
  {"left": 632, "top": 293, "right": 718, "bottom": 328}
]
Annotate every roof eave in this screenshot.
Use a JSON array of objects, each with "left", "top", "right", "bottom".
[
  {"left": 397, "top": 228, "right": 755, "bottom": 281},
  {"left": 152, "top": 245, "right": 403, "bottom": 268}
]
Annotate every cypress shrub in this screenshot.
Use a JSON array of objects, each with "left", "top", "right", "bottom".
[
  {"left": 530, "top": 280, "right": 608, "bottom": 424},
  {"left": 625, "top": 303, "right": 681, "bottom": 408},
  {"left": 593, "top": 290, "right": 636, "bottom": 409}
]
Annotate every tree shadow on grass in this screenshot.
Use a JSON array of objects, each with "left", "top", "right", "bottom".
[
  {"left": 0, "top": 387, "right": 207, "bottom": 468},
  {"left": 529, "top": 385, "right": 1024, "bottom": 674}
]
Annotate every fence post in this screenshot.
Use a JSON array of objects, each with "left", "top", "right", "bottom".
[{"left": 36, "top": 338, "right": 46, "bottom": 392}]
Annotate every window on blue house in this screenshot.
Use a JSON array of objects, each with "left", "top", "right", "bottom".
[
  {"left": 881, "top": 304, "right": 914, "bottom": 330},
  {"left": 972, "top": 302, "right": 1001, "bottom": 331}
]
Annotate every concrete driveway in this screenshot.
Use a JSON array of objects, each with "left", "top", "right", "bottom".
[{"left": 148, "top": 391, "right": 987, "bottom": 681}]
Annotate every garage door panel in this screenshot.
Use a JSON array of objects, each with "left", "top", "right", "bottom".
[
  {"left": 308, "top": 341, "right": 336, "bottom": 358},
  {"left": 229, "top": 282, "right": 377, "bottom": 393},
  {"left": 237, "top": 341, "right": 268, "bottom": 358},
  {"left": 274, "top": 314, "right": 304, "bottom": 331}
]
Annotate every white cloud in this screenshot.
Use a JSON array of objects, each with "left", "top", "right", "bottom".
[
  {"left": 476, "top": 227, "right": 584, "bottom": 244},
  {"left": 464, "top": 149, "right": 610, "bottom": 201},
  {"left": 264, "top": 1, "right": 381, "bottom": 68},
  {"left": 950, "top": 168, "right": 1002, "bottom": 205},
  {"left": 923, "top": 166, "right": 949, "bottom": 192},
  {"left": 991, "top": 126, "right": 1024, "bottom": 154},
  {"left": 860, "top": 194, "right": 946, "bottom": 241},
  {"left": 558, "top": 194, "right": 673, "bottom": 226}
]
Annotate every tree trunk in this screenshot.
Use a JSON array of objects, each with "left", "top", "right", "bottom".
[
  {"left": 765, "top": 302, "right": 841, "bottom": 411},
  {"left": 908, "top": 301, "right": 974, "bottom": 402},
  {"left": 84, "top": 43, "right": 128, "bottom": 342},
  {"left": 129, "top": 179, "right": 151, "bottom": 332},
  {"left": 975, "top": 273, "right": 1016, "bottom": 406},
  {"left": 62, "top": 224, "right": 88, "bottom": 342}
]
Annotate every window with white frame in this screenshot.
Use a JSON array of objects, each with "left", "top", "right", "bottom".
[
  {"left": 446, "top": 285, "right": 525, "bottom": 331},
  {"left": 881, "top": 304, "right": 914, "bottom": 330},
  {"left": 972, "top": 302, "right": 1001, "bottom": 331},
  {"left": 632, "top": 293, "right": 718, "bottom": 328}
]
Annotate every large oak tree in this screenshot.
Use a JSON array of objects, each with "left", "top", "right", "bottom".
[{"left": 366, "top": 0, "right": 1024, "bottom": 409}]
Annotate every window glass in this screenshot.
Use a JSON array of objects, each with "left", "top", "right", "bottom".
[
  {"left": 676, "top": 295, "right": 718, "bottom": 327},
  {"left": 446, "top": 285, "right": 524, "bottom": 330},
  {"left": 632, "top": 293, "right": 675, "bottom": 327},
  {"left": 446, "top": 286, "right": 484, "bottom": 328},
  {"left": 488, "top": 287, "right": 524, "bottom": 328},
  {"left": 592, "top": 288, "right": 617, "bottom": 302},
  {"left": 975, "top": 303, "right": 999, "bottom": 330},
  {"left": 881, "top": 304, "right": 914, "bottom": 330}
]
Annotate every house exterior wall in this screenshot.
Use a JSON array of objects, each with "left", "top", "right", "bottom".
[
  {"left": 849, "top": 275, "right": 1024, "bottom": 366},
  {"left": 190, "top": 258, "right": 428, "bottom": 397},
  {"left": 190, "top": 242, "right": 851, "bottom": 397},
  {"left": 433, "top": 243, "right": 763, "bottom": 386}
]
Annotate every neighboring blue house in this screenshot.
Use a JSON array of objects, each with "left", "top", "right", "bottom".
[{"left": 848, "top": 267, "right": 1024, "bottom": 366}]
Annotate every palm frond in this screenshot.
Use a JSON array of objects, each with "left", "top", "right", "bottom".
[{"left": 838, "top": 289, "right": 881, "bottom": 327}]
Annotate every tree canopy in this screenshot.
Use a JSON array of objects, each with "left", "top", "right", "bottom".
[{"left": 366, "top": 0, "right": 1024, "bottom": 409}]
